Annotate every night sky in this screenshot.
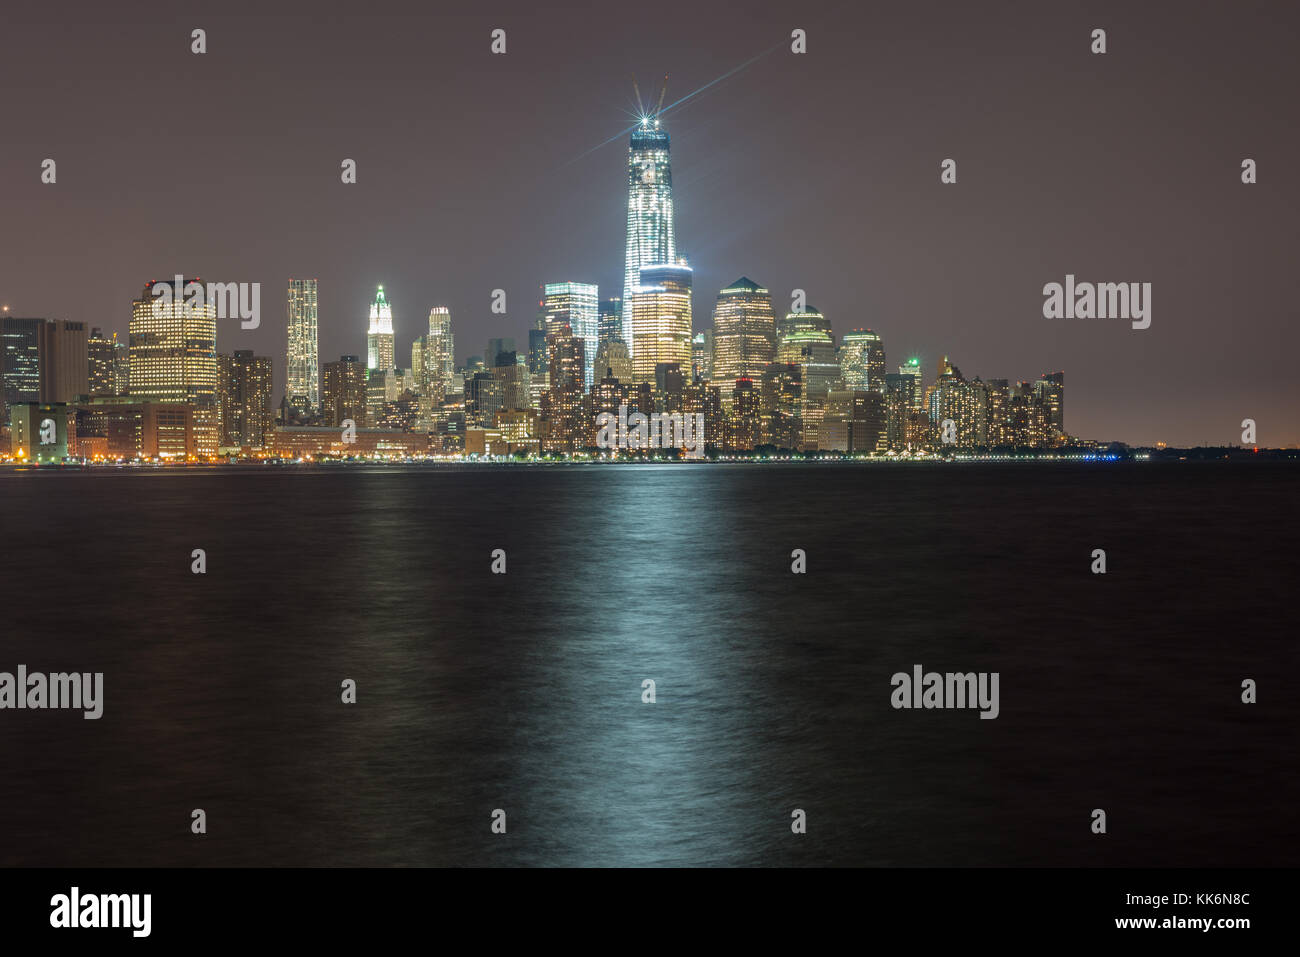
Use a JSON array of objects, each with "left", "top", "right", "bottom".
[{"left": 2, "top": 0, "right": 1296, "bottom": 446}]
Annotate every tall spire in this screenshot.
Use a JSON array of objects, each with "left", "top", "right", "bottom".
[
  {"left": 367, "top": 284, "right": 395, "bottom": 370},
  {"left": 369, "top": 285, "right": 393, "bottom": 334},
  {"left": 622, "top": 82, "right": 677, "bottom": 353}
]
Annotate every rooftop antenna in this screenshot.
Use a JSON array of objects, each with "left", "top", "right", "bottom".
[
  {"left": 655, "top": 74, "right": 668, "bottom": 116},
  {"left": 632, "top": 75, "right": 646, "bottom": 116}
]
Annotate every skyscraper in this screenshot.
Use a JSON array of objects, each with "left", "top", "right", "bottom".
[
  {"left": 286, "top": 278, "right": 320, "bottom": 412},
  {"left": 367, "top": 285, "right": 395, "bottom": 372},
  {"left": 87, "top": 328, "right": 120, "bottom": 398},
  {"left": 776, "top": 307, "right": 837, "bottom": 449},
  {"left": 594, "top": 339, "right": 632, "bottom": 384},
  {"left": 2, "top": 317, "right": 44, "bottom": 420},
  {"left": 840, "top": 329, "right": 886, "bottom": 393},
  {"left": 129, "top": 281, "right": 218, "bottom": 403},
  {"left": 322, "top": 355, "right": 367, "bottom": 427},
  {"left": 898, "top": 357, "right": 924, "bottom": 409},
  {"left": 527, "top": 326, "right": 549, "bottom": 407},
  {"left": 655, "top": 361, "right": 686, "bottom": 410},
  {"left": 540, "top": 283, "right": 598, "bottom": 391},
  {"left": 367, "top": 368, "right": 412, "bottom": 423},
  {"left": 692, "top": 330, "right": 712, "bottom": 384},
  {"left": 540, "top": 325, "right": 586, "bottom": 452},
  {"left": 777, "top": 306, "right": 833, "bottom": 340},
  {"left": 217, "top": 350, "right": 273, "bottom": 449},
  {"left": 776, "top": 308, "right": 838, "bottom": 404},
  {"left": 628, "top": 264, "right": 692, "bottom": 385},
  {"left": 488, "top": 343, "right": 530, "bottom": 412},
  {"left": 818, "top": 389, "right": 886, "bottom": 453},
  {"left": 711, "top": 278, "right": 776, "bottom": 404},
  {"left": 884, "top": 373, "right": 917, "bottom": 450},
  {"left": 598, "top": 298, "right": 623, "bottom": 345},
  {"left": 1034, "top": 372, "right": 1065, "bottom": 443},
  {"left": 37, "top": 320, "right": 88, "bottom": 403},
  {"left": 112, "top": 335, "right": 129, "bottom": 395},
  {"left": 985, "top": 378, "right": 1011, "bottom": 447},
  {"left": 464, "top": 371, "right": 503, "bottom": 428},
  {"left": 924, "top": 357, "right": 989, "bottom": 448},
  {"left": 727, "top": 377, "right": 761, "bottom": 451},
  {"left": 684, "top": 381, "right": 723, "bottom": 451},
  {"left": 622, "top": 112, "right": 676, "bottom": 352},
  {"left": 424, "top": 306, "right": 455, "bottom": 399},
  {"left": 129, "top": 279, "right": 219, "bottom": 456},
  {"left": 547, "top": 326, "right": 586, "bottom": 395},
  {"left": 410, "top": 337, "right": 424, "bottom": 402},
  {"left": 760, "top": 362, "right": 803, "bottom": 450}
]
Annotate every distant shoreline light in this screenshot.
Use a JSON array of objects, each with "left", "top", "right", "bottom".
[{"left": 6, "top": 450, "right": 1299, "bottom": 470}]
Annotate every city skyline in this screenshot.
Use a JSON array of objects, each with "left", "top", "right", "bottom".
[
  {"left": 1, "top": 2, "right": 1296, "bottom": 446},
  {"left": 1, "top": 76, "right": 1118, "bottom": 460},
  {"left": 0, "top": 4, "right": 1296, "bottom": 907}
]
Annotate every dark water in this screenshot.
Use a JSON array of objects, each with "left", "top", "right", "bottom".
[{"left": 0, "top": 462, "right": 1296, "bottom": 867}]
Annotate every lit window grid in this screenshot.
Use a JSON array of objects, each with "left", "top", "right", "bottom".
[
  {"left": 286, "top": 279, "right": 320, "bottom": 412},
  {"left": 622, "top": 146, "right": 676, "bottom": 349}
]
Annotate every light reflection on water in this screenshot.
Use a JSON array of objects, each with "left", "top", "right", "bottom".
[{"left": 0, "top": 463, "right": 1295, "bottom": 866}]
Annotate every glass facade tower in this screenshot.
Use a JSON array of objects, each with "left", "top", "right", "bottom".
[
  {"left": 622, "top": 116, "right": 676, "bottom": 355},
  {"left": 628, "top": 264, "right": 692, "bottom": 385},
  {"left": 286, "top": 278, "right": 319, "bottom": 411},
  {"left": 540, "top": 282, "right": 599, "bottom": 391},
  {"left": 711, "top": 277, "right": 776, "bottom": 403}
]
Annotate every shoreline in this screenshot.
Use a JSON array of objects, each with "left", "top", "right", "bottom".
[{"left": 2, "top": 449, "right": 1296, "bottom": 469}]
